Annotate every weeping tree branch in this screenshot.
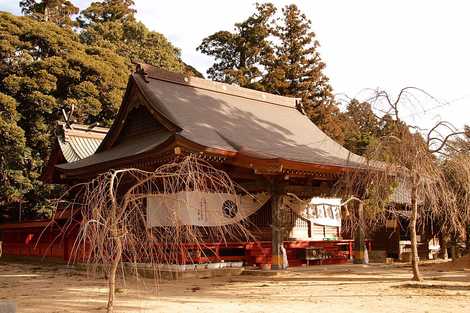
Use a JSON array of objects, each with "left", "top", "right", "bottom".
[
  {"left": 339, "top": 87, "right": 469, "bottom": 282},
  {"left": 46, "top": 156, "right": 255, "bottom": 313}
]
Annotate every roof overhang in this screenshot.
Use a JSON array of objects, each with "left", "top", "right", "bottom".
[{"left": 55, "top": 133, "right": 359, "bottom": 182}]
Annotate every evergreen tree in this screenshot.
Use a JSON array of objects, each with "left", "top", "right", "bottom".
[
  {"left": 342, "top": 100, "right": 381, "bottom": 155},
  {"left": 0, "top": 12, "right": 129, "bottom": 221},
  {"left": 199, "top": 3, "right": 345, "bottom": 142},
  {"left": 264, "top": 4, "right": 343, "bottom": 142},
  {"left": 0, "top": 0, "right": 204, "bottom": 220},
  {"left": 20, "top": 0, "right": 79, "bottom": 27},
  {"left": 197, "top": 3, "right": 276, "bottom": 89},
  {"left": 1, "top": 2, "right": 202, "bottom": 221},
  {"left": 79, "top": 0, "right": 198, "bottom": 76},
  {"left": 78, "top": 0, "right": 135, "bottom": 23},
  {"left": 0, "top": 92, "right": 31, "bottom": 221}
]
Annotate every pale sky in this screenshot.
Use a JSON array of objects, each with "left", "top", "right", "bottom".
[{"left": 1, "top": 0, "right": 469, "bottom": 132}]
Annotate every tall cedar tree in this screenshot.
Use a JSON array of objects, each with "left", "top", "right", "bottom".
[
  {"left": 20, "top": 0, "right": 79, "bottom": 27},
  {"left": 197, "top": 3, "right": 276, "bottom": 89},
  {"left": 0, "top": 12, "right": 129, "bottom": 221},
  {"left": 264, "top": 4, "right": 343, "bottom": 142},
  {"left": 79, "top": 0, "right": 201, "bottom": 76},
  {"left": 199, "top": 4, "right": 345, "bottom": 142}
]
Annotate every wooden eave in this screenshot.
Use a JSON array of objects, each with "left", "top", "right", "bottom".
[
  {"left": 55, "top": 135, "right": 178, "bottom": 181},
  {"left": 175, "top": 135, "right": 350, "bottom": 179},
  {"left": 55, "top": 133, "right": 353, "bottom": 182}
]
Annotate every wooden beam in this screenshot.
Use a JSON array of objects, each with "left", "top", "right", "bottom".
[
  {"left": 285, "top": 184, "right": 330, "bottom": 197},
  {"left": 238, "top": 182, "right": 333, "bottom": 197}
]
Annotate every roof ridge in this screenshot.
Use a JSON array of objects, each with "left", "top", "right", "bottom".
[
  {"left": 58, "top": 122, "right": 109, "bottom": 139},
  {"left": 135, "top": 63, "right": 299, "bottom": 109}
]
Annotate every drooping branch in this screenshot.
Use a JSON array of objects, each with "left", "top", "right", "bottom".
[
  {"left": 428, "top": 130, "right": 466, "bottom": 153},
  {"left": 47, "top": 155, "right": 256, "bottom": 313},
  {"left": 339, "top": 87, "right": 470, "bottom": 281}
]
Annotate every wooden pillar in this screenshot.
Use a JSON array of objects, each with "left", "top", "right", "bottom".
[
  {"left": 271, "top": 182, "right": 283, "bottom": 270},
  {"left": 353, "top": 202, "right": 367, "bottom": 264}
]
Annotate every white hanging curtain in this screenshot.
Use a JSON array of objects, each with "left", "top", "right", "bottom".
[
  {"left": 146, "top": 192, "right": 271, "bottom": 227},
  {"left": 281, "top": 195, "right": 342, "bottom": 227}
]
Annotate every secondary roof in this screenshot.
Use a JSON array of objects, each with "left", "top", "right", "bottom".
[{"left": 57, "top": 122, "right": 108, "bottom": 162}]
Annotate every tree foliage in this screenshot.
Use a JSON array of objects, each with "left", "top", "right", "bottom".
[
  {"left": 0, "top": 92, "right": 31, "bottom": 219},
  {"left": 0, "top": 0, "right": 201, "bottom": 220},
  {"left": 198, "top": 3, "right": 344, "bottom": 142},
  {"left": 342, "top": 100, "right": 381, "bottom": 155},
  {"left": 197, "top": 3, "right": 276, "bottom": 89},
  {"left": 0, "top": 11, "right": 124, "bottom": 220},
  {"left": 265, "top": 5, "right": 342, "bottom": 141},
  {"left": 79, "top": 0, "right": 200, "bottom": 76},
  {"left": 20, "top": 0, "right": 79, "bottom": 26}
]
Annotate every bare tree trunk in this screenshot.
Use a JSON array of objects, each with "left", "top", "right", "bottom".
[
  {"left": 107, "top": 237, "right": 122, "bottom": 313},
  {"left": 107, "top": 172, "right": 121, "bottom": 313},
  {"left": 353, "top": 202, "right": 367, "bottom": 264},
  {"left": 410, "top": 181, "right": 422, "bottom": 281}
]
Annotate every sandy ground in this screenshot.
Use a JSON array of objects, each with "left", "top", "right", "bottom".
[{"left": 1, "top": 260, "right": 470, "bottom": 313}]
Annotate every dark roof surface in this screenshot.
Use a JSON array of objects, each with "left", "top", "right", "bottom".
[{"left": 57, "top": 64, "right": 368, "bottom": 171}]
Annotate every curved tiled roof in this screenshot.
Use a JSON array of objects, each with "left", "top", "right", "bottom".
[
  {"left": 56, "top": 64, "right": 370, "bottom": 172},
  {"left": 133, "top": 70, "right": 367, "bottom": 169},
  {"left": 58, "top": 123, "right": 108, "bottom": 162}
]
